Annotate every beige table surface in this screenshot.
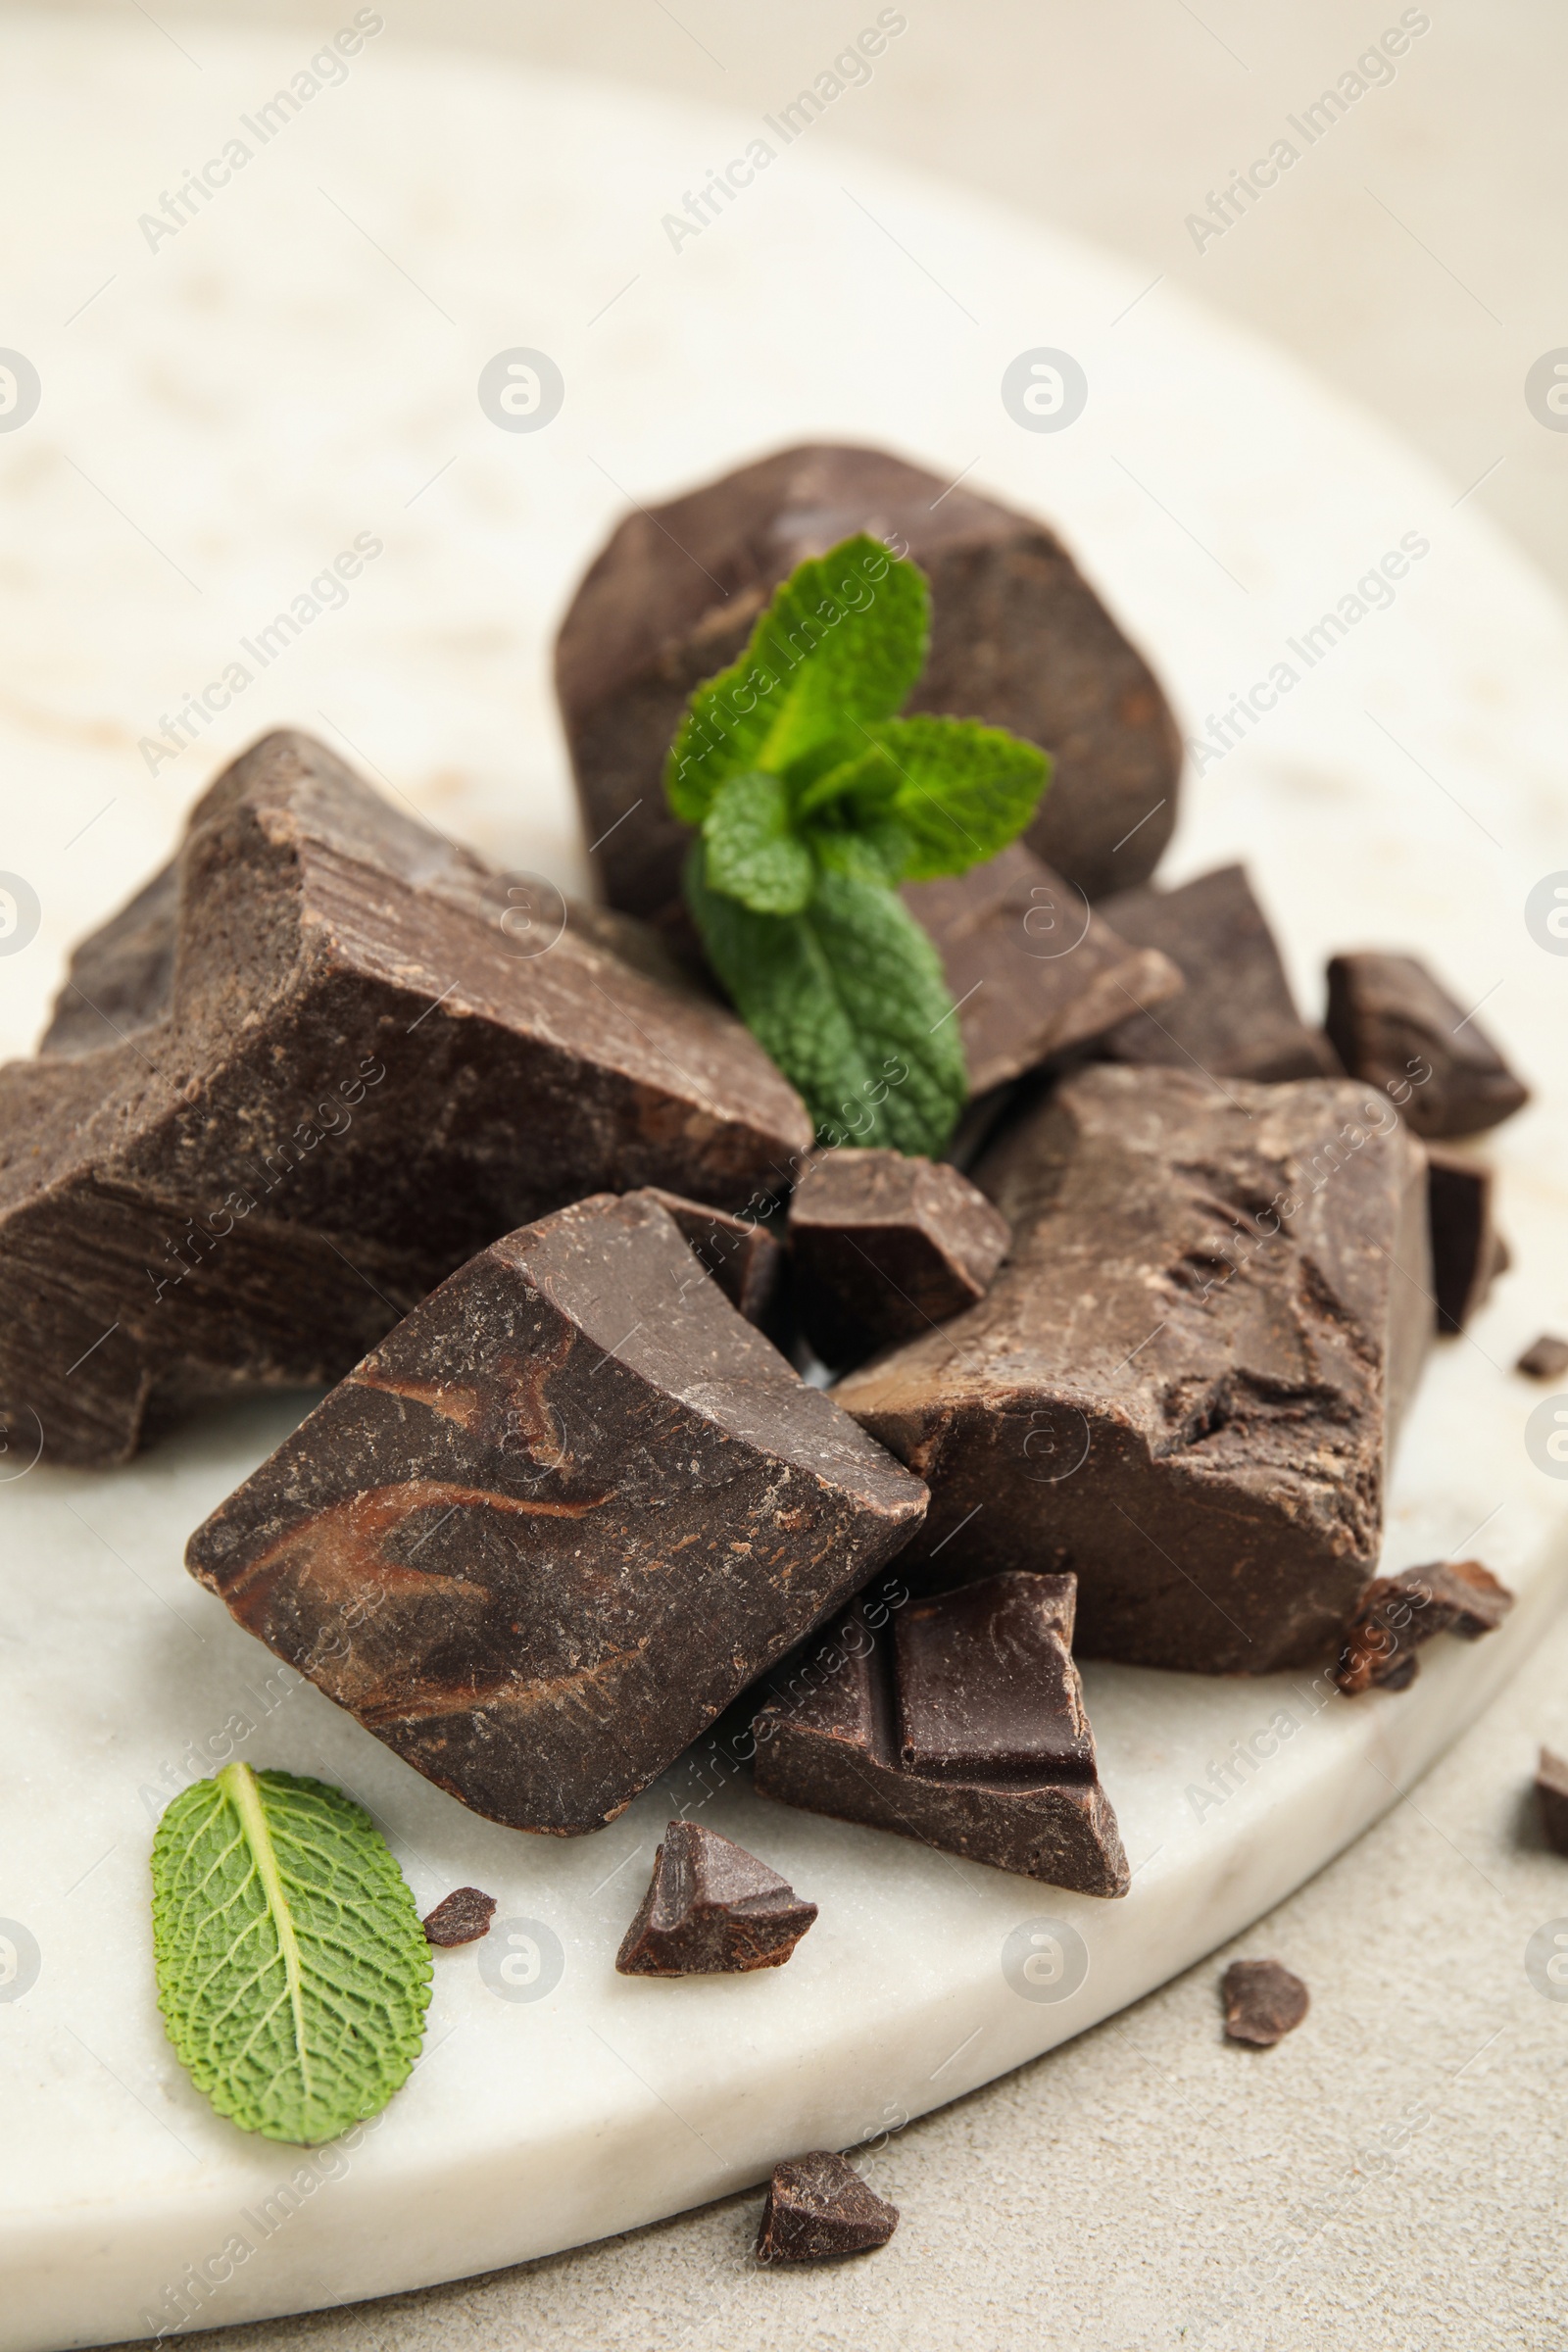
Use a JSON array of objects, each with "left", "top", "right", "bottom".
[{"left": 19, "top": 3, "right": 1568, "bottom": 2345}]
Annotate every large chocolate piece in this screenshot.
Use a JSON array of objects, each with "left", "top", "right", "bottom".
[
  {"left": 39, "top": 858, "right": 179, "bottom": 1058},
  {"left": 0, "top": 731, "right": 811, "bottom": 1465},
  {"left": 615, "top": 1822, "right": 816, "bottom": 1975},
  {"left": 641, "top": 1188, "right": 783, "bottom": 1327},
  {"left": 555, "top": 443, "right": 1182, "bottom": 924},
  {"left": 1098, "top": 864, "right": 1340, "bottom": 1084},
  {"left": 836, "top": 1064, "right": 1432, "bottom": 1675},
  {"left": 1221, "top": 1959, "right": 1308, "bottom": 2046},
  {"left": 186, "top": 1191, "right": 926, "bottom": 1836},
  {"left": 901, "top": 845, "right": 1183, "bottom": 1094},
  {"left": 755, "top": 2152, "right": 899, "bottom": 2263},
  {"left": 789, "top": 1150, "right": 1010, "bottom": 1368},
  {"left": 1325, "top": 952, "right": 1529, "bottom": 1138},
  {"left": 1333, "top": 1557, "right": 1513, "bottom": 1695},
  {"left": 1426, "top": 1148, "right": 1506, "bottom": 1335},
  {"left": 754, "top": 1571, "right": 1129, "bottom": 1894}
]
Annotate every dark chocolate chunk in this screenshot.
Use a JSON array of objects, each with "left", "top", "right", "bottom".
[
  {"left": 38, "top": 857, "right": 178, "bottom": 1058},
  {"left": 901, "top": 845, "right": 1183, "bottom": 1095},
  {"left": 0, "top": 730, "right": 811, "bottom": 1465},
  {"left": 640, "top": 1188, "right": 783, "bottom": 1326},
  {"left": 755, "top": 2150, "right": 899, "bottom": 2264},
  {"left": 754, "top": 1571, "right": 1129, "bottom": 1894},
  {"left": 1325, "top": 952, "right": 1529, "bottom": 1138},
  {"left": 186, "top": 1190, "right": 926, "bottom": 1835},
  {"left": 421, "top": 1886, "right": 497, "bottom": 1946},
  {"left": 1334, "top": 1558, "right": 1514, "bottom": 1695},
  {"left": 789, "top": 1150, "right": 1010, "bottom": 1368},
  {"left": 837, "top": 1063, "right": 1433, "bottom": 1676},
  {"left": 555, "top": 442, "right": 1182, "bottom": 925},
  {"left": 1098, "top": 864, "right": 1340, "bottom": 1083},
  {"left": 1427, "top": 1148, "right": 1506, "bottom": 1334},
  {"left": 615, "top": 1821, "right": 816, "bottom": 1976},
  {"left": 1535, "top": 1748, "right": 1568, "bottom": 1855},
  {"left": 1516, "top": 1334, "right": 1568, "bottom": 1382},
  {"left": 1221, "top": 1958, "right": 1309, "bottom": 2046}
]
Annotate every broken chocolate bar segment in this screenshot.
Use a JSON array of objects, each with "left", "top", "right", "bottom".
[
  {"left": 755, "top": 2150, "right": 899, "bottom": 2264},
  {"left": 1325, "top": 952, "right": 1529, "bottom": 1138},
  {"left": 1098, "top": 864, "right": 1340, "bottom": 1083},
  {"left": 1535, "top": 1748, "right": 1568, "bottom": 1855},
  {"left": 901, "top": 845, "right": 1184, "bottom": 1094},
  {"left": 421, "top": 1886, "right": 497, "bottom": 1946},
  {"left": 640, "top": 1188, "right": 783, "bottom": 1326},
  {"left": 837, "top": 1064, "right": 1433, "bottom": 1676},
  {"left": 754, "top": 1571, "right": 1129, "bottom": 1895},
  {"left": 0, "top": 730, "right": 812, "bottom": 1465},
  {"left": 1427, "top": 1148, "right": 1507, "bottom": 1334},
  {"left": 555, "top": 442, "right": 1182, "bottom": 926},
  {"left": 1334, "top": 1558, "right": 1514, "bottom": 1695},
  {"left": 615, "top": 1821, "right": 817, "bottom": 1976},
  {"left": 38, "top": 858, "right": 178, "bottom": 1058},
  {"left": 789, "top": 1150, "right": 1010, "bottom": 1369},
  {"left": 1221, "top": 1959, "right": 1308, "bottom": 2046},
  {"left": 186, "top": 1191, "right": 926, "bottom": 1836},
  {"left": 1518, "top": 1334, "right": 1568, "bottom": 1381}
]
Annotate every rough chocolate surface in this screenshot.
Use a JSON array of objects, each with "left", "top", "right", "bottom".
[
  {"left": 186, "top": 1191, "right": 926, "bottom": 1835},
  {"left": 754, "top": 1571, "right": 1129, "bottom": 1894},
  {"left": 789, "top": 1150, "right": 1010, "bottom": 1368},
  {"left": 1325, "top": 952, "right": 1529, "bottom": 1138},
  {"left": 640, "top": 1188, "right": 784, "bottom": 1327},
  {"left": 1221, "top": 1959, "right": 1309, "bottom": 2046},
  {"left": 1, "top": 730, "right": 811, "bottom": 1464},
  {"left": 1535, "top": 1747, "right": 1568, "bottom": 1855},
  {"left": 1427, "top": 1149, "right": 1506, "bottom": 1335},
  {"left": 754, "top": 2151, "right": 899, "bottom": 2263},
  {"left": 1098, "top": 864, "right": 1340, "bottom": 1083},
  {"left": 836, "top": 1064, "right": 1433, "bottom": 1675},
  {"left": 1334, "top": 1558, "right": 1513, "bottom": 1695},
  {"left": 555, "top": 442, "right": 1182, "bottom": 923},
  {"left": 901, "top": 845, "right": 1183, "bottom": 1095},
  {"left": 1518, "top": 1334, "right": 1568, "bottom": 1381},
  {"left": 39, "top": 858, "right": 179, "bottom": 1058},
  {"left": 615, "top": 1821, "right": 816, "bottom": 1975},
  {"left": 421, "top": 1886, "right": 497, "bottom": 1946}
]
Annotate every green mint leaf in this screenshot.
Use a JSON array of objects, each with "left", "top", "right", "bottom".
[
  {"left": 863, "top": 714, "right": 1051, "bottom": 880},
  {"left": 701, "top": 770, "right": 815, "bottom": 914},
  {"left": 665, "top": 534, "right": 929, "bottom": 822},
  {"left": 687, "top": 845, "right": 966, "bottom": 1155},
  {"left": 152, "top": 1762, "right": 431, "bottom": 2145}
]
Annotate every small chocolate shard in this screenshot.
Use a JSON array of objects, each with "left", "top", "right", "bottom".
[
  {"left": 754, "top": 1571, "right": 1129, "bottom": 1895},
  {"left": 838, "top": 1064, "right": 1433, "bottom": 1676},
  {"left": 640, "top": 1188, "right": 783, "bottom": 1326},
  {"left": 555, "top": 442, "right": 1182, "bottom": 927},
  {"left": 1325, "top": 952, "right": 1529, "bottom": 1138},
  {"left": 615, "top": 1821, "right": 816, "bottom": 1976},
  {"left": 755, "top": 2151, "right": 899, "bottom": 2263},
  {"left": 1518, "top": 1334, "right": 1568, "bottom": 1382},
  {"left": 422, "top": 1886, "right": 497, "bottom": 1946},
  {"left": 186, "top": 1190, "right": 926, "bottom": 1835},
  {"left": 1535, "top": 1748, "right": 1568, "bottom": 1855},
  {"left": 1334, "top": 1558, "right": 1514, "bottom": 1695},
  {"left": 901, "top": 845, "right": 1183, "bottom": 1095},
  {"left": 1427, "top": 1147, "right": 1507, "bottom": 1335},
  {"left": 1222, "top": 1958, "right": 1309, "bottom": 2046},
  {"left": 789, "top": 1150, "right": 1010, "bottom": 1368},
  {"left": 1098, "top": 864, "right": 1340, "bottom": 1083},
  {"left": 1, "top": 731, "right": 812, "bottom": 1465}
]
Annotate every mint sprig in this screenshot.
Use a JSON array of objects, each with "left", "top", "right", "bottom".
[
  {"left": 665, "top": 533, "right": 1050, "bottom": 1153},
  {"left": 151, "top": 1763, "right": 431, "bottom": 2144}
]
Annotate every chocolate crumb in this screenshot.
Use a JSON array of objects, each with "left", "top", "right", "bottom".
[
  {"left": 422, "top": 1886, "right": 497, "bottom": 1946},
  {"left": 616, "top": 1822, "right": 816, "bottom": 1976},
  {"left": 1334, "top": 1558, "right": 1514, "bottom": 1696},
  {"left": 755, "top": 2151, "right": 899, "bottom": 2263},
  {"left": 1535, "top": 1749, "right": 1568, "bottom": 1856},
  {"left": 1517, "top": 1334, "right": 1568, "bottom": 1382},
  {"left": 1222, "top": 1959, "right": 1309, "bottom": 2047}
]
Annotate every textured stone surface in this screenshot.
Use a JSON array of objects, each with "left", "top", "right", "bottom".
[
  {"left": 754, "top": 2151, "right": 900, "bottom": 2264},
  {"left": 900, "top": 844, "right": 1183, "bottom": 1095},
  {"left": 1326, "top": 952, "right": 1530, "bottom": 1138},
  {"left": 1220, "top": 1959, "right": 1309, "bottom": 2047},
  {"left": 836, "top": 1064, "right": 1433, "bottom": 1675},
  {"left": 789, "top": 1149, "right": 1010, "bottom": 1368},
  {"left": 615, "top": 1822, "right": 816, "bottom": 1976},
  {"left": 1334, "top": 1557, "right": 1514, "bottom": 1696},
  {"left": 0, "top": 730, "right": 811, "bottom": 1465},
  {"left": 1098, "top": 863, "right": 1341, "bottom": 1083},
  {"left": 554, "top": 442, "right": 1182, "bottom": 925},
  {"left": 754, "top": 1571, "right": 1129, "bottom": 1895},
  {"left": 186, "top": 1190, "right": 927, "bottom": 1834}
]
